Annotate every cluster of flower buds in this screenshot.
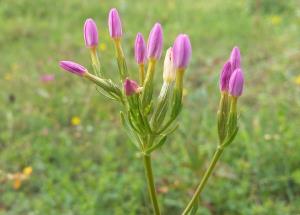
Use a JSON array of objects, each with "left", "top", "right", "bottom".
[
  {"left": 59, "top": 8, "right": 192, "bottom": 155},
  {"left": 217, "top": 47, "right": 244, "bottom": 146},
  {"left": 58, "top": 7, "right": 247, "bottom": 215}
]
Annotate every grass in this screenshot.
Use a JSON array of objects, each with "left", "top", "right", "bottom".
[{"left": 0, "top": 0, "right": 300, "bottom": 214}]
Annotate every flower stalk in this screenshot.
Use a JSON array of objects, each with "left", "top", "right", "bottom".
[
  {"left": 143, "top": 154, "right": 161, "bottom": 215},
  {"left": 182, "top": 47, "right": 244, "bottom": 215},
  {"left": 182, "top": 145, "right": 225, "bottom": 215}
]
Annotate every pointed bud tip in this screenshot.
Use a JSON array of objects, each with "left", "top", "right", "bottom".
[
  {"left": 135, "top": 32, "right": 147, "bottom": 64},
  {"left": 219, "top": 61, "right": 232, "bottom": 92},
  {"left": 84, "top": 18, "right": 99, "bottom": 48},
  {"left": 147, "top": 23, "right": 163, "bottom": 60},
  {"left": 230, "top": 46, "right": 241, "bottom": 71},
  {"left": 173, "top": 34, "right": 192, "bottom": 69},
  {"left": 59, "top": 61, "right": 87, "bottom": 76},
  {"left": 108, "top": 8, "right": 123, "bottom": 39}
]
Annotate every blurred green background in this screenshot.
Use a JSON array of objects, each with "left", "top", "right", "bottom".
[{"left": 0, "top": 0, "right": 300, "bottom": 214}]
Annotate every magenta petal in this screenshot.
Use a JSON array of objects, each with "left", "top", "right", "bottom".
[
  {"left": 219, "top": 61, "right": 232, "bottom": 91},
  {"left": 135, "top": 33, "right": 147, "bottom": 64},
  {"left": 230, "top": 46, "right": 241, "bottom": 71},
  {"left": 84, "top": 18, "right": 99, "bottom": 48},
  {"left": 59, "top": 61, "right": 87, "bottom": 76},
  {"left": 124, "top": 78, "right": 140, "bottom": 96},
  {"left": 147, "top": 23, "right": 163, "bottom": 60},
  {"left": 229, "top": 68, "right": 244, "bottom": 97},
  {"left": 108, "top": 8, "right": 123, "bottom": 39},
  {"left": 173, "top": 34, "right": 192, "bottom": 69}
]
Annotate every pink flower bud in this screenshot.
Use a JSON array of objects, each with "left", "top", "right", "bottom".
[
  {"left": 84, "top": 18, "right": 99, "bottom": 48},
  {"left": 219, "top": 61, "right": 232, "bottom": 92},
  {"left": 147, "top": 23, "right": 163, "bottom": 60},
  {"left": 135, "top": 33, "right": 146, "bottom": 64},
  {"left": 229, "top": 68, "right": 244, "bottom": 97},
  {"left": 173, "top": 34, "right": 192, "bottom": 69},
  {"left": 108, "top": 8, "right": 122, "bottom": 39},
  {"left": 124, "top": 78, "right": 140, "bottom": 96},
  {"left": 59, "top": 61, "right": 87, "bottom": 76},
  {"left": 230, "top": 46, "right": 241, "bottom": 71}
]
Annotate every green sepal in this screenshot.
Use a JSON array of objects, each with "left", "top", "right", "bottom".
[
  {"left": 156, "top": 117, "right": 176, "bottom": 134},
  {"left": 221, "top": 126, "right": 239, "bottom": 147},
  {"left": 171, "top": 87, "right": 182, "bottom": 119},
  {"left": 217, "top": 93, "right": 229, "bottom": 143},
  {"left": 151, "top": 83, "right": 172, "bottom": 131},
  {"left": 141, "top": 60, "right": 156, "bottom": 112},
  {"left": 144, "top": 136, "right": 167, "bottom": 154},
  {"left": 160, "top": 123, "right": 179, "bottom": 136},
  {"left": 128, "top": 110, "right": 144, "bottom": 134},
  {"left": 120, "top": 111, "right": 142, "bottom": 149},
  {"left": 90, "top": 48, "right": 102, "bottom": 77},
  {"left": 142, "top": 81, "right": 154, "bottom": 112},
  {"left": 85, "top": 73, "right": 123, "bottom": 102},
  {"left": 96, "top": 87, "right": 119, "bottom": 101},
  {"left": 227, "top": 111, "right": 237, "bottom": 138},
  {"left": 117, "top": 56, "right": 128, "bottom": 80}
]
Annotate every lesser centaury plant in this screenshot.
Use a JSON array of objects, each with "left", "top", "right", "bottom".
[{"left": 59, "top": 8, "right": 244, "bottom": 215}]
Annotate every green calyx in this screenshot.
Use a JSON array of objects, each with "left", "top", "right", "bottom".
[
  {"left": 114, "top": 39, "right": 128, "bottom": 80},
  {"left": 171, "top": 69, "right": 184, "bottom": 119},
  {"left": 218, "top": 95, "right": 239, "bottom": 147},
  {"left": 141, "top": 59, "right": 156, "bottom": 113}
]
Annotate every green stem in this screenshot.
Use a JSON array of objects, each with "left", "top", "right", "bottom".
[
  {"left": 143, "top": 154, "right": 161, "bottom": 215},
  {"left": 182, "top": 146, "right": 225, "bottom": 215}
]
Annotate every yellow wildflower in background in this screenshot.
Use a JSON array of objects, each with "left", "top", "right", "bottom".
[
  {"left": 23, "top": 166, "right": 33, "bottom": 176},
  {"left": 5, "top": 166, "right": 33, "bottom": 190},
  {"left": 270, "top": 15, "right": 282, "bottom": 26},
  {"left": 71, "top": 116, "right": 81, "bottom": 126},
  {"left": 4, "top": 73, "right": 12, "bottom": 81},
  {"left": 100, "top": 43, "right": 107, "bottom": 51},
  {"left": 294, "top": 75, "right": 300, "bottom": 85}
]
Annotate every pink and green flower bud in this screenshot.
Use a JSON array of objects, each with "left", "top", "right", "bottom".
[
  {"left": 124, "top": 78, "right": 141, "bottom": 96},
  {"left": 229, "top": 68, "right": 244, "bottom": 97},
  {"left": 147, "top": 23, "right": 163, "bottom": 60},
  {"left": 108, "top": 8, "right": 122, "bottom": 39},
  {"left": 59, "top": 61, "right": 87, "bottom": 76},
  {"left": 230, "top": 46, "right": 241, "bottom": 71},
  {"left": 163, "top": 47, "right": 176, "bottom": 83},
  {"left": 135, "top": 33, "right": 147, "bottom": 65},
  {"left": 84, "top": 18, "right": 99, "bottom": 48},
  {"left": 219, "top": 61, "right": 232, "bottom": 92},
  {"left": 173, "top": 34, "right": 192, "bottom": 69}
]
